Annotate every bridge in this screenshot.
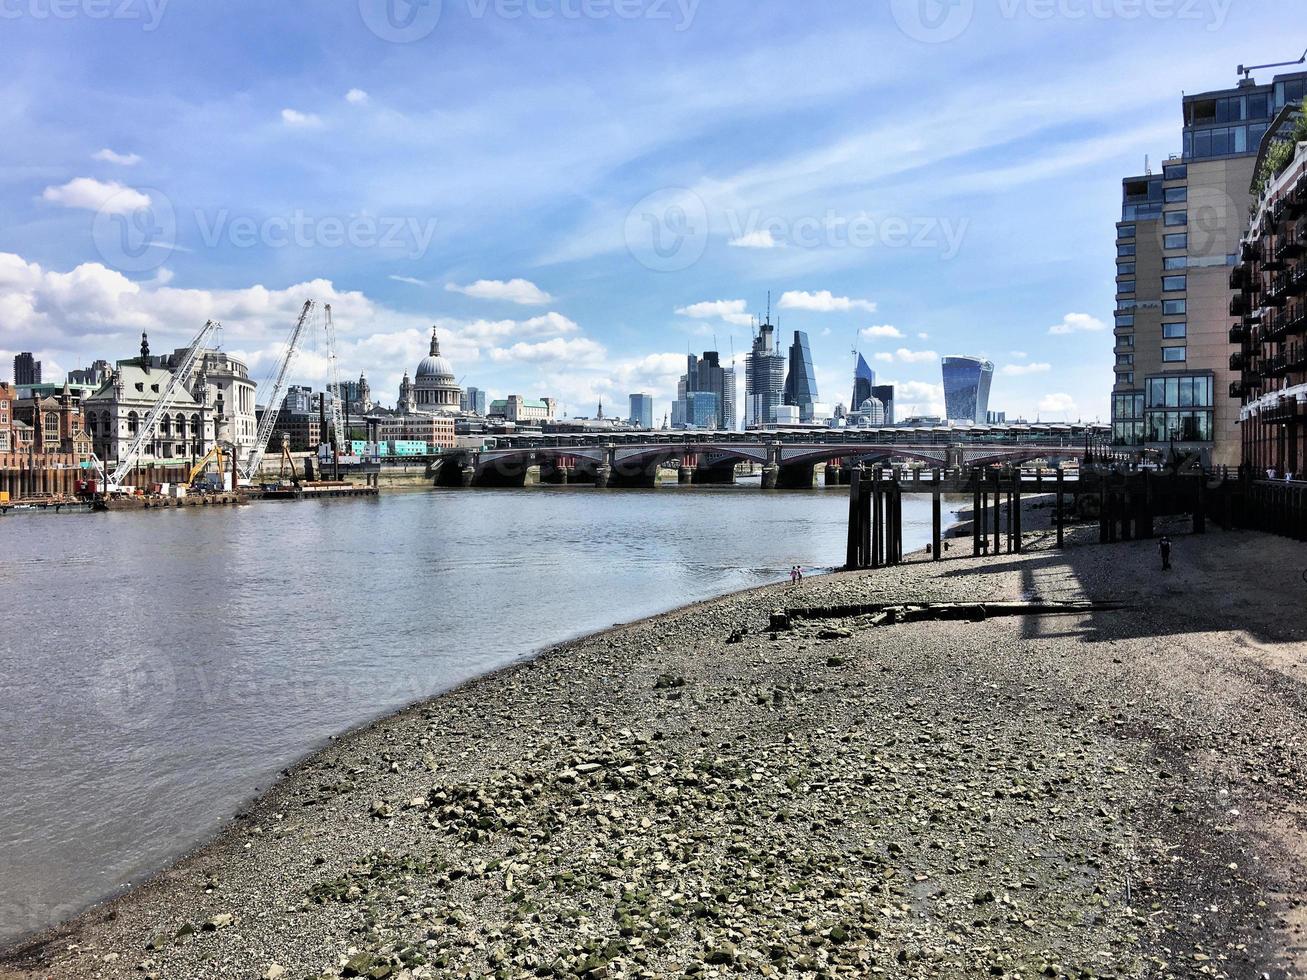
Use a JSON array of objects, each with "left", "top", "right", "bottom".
[{"left": 429, "top": 423, "right": 1109, "bottom": 489}]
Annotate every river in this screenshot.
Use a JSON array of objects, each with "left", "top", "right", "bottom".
[{"left": 0, "top": 484, "right": 958, "bottom": 944}]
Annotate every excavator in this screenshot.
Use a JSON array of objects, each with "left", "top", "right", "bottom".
[{"left": 187, "top": 444, "right": 229, "bottom": 492}]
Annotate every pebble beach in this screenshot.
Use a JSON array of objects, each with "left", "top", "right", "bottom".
[{"left": 4, "top": 515, "right": 1307, "bottom": 979}]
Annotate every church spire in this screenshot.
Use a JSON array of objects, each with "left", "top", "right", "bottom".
[{"left": 429, "top": 326, "right": 441, "bottom": 357}]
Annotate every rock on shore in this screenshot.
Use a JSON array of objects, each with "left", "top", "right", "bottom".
[{"left": 4, "top": 519, "right": 1306, "bottom": 979}]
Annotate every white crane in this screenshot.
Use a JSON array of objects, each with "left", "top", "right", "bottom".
[
  {"left": 323, "top": 303, "right": 347, "bottom": 454},
  {"left": 242, "top": 299, "right": 315, "bottom": 480},
  {"left": 110, "top": 319, "right": 220, "bottom": 489}
]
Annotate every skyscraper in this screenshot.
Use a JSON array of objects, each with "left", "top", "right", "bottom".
[
  {"left": 851, "top": 353, "right": 875, "bottom": 411},
  {"left": 628, "top": 393, "right": 653, "bottom": 429},
  {"left": 13, "top": 353, "right": 40, "bottom": 386},
  {"left": 672, "top": 352, "right": 734, "bottom": 429},
  {"left": 941, "top": 356, "right": 994, "bottom": 422},
  {"left": 871, "top": 384, "right": 895, "bottom": 426},
  {"left": 1111, "top": 68, "right": 1307, "bottom": 466},
  {"left": 782, "top": 331, "right": 819, "bottom": 422},
  {"left": 744, "top": 313, "right": 785, "bottom": 428},
  {"left": 463, "top": 386, "right": 487, "bottom": 415}
]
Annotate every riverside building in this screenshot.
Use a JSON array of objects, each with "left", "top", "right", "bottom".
[
  {"left": 1112, "top": 68, "right": 1307, "bottom": 466},
  {"left": 941, "top": 356, "right": 993, "bottom": 423},
  {"left": 1228, "top": 101, "right": 1307, "bottom": 475}
]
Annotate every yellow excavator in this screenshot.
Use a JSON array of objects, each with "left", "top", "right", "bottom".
[{"left": 188, "top": 445, "right": 228, "bottom": 491}]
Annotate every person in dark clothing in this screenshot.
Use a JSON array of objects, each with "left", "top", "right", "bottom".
[{"left": 1159, "top": 535, "right": 1172, "bottom": 572}]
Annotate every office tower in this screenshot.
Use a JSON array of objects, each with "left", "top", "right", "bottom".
[
  {"left": 628, "top": 393, "right": 654, "bottom": 429},
  {"left": 871, "top": 384, "right": 895, "bottom": 426},
  {"left": 1112, "top": 68, "right": 1307, "bottom": 467},
  {"left": 13, "top": 353, "right": 41, "bottom": 386},
  {"left": 852, "top": 353, "right": 875, "bottom": 411},
  {"left": 673, "top": 352, "right": 733, "bottom": 429},
  {"left": 744, "top": 312, "right": 785, "bottom": 427},
  {"left": 782, "top": 330, "right": 819, "bottom": 422},
  {"left": 941, "top": 356, "right": 994, "bottom": 422},
  {"left": 463, "top": 386, "right": 487, "bottom": 415},
  {"left": 684, "top": 391, "right": 720, "bottom": 428}
]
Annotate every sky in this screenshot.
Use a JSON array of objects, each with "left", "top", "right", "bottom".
[{"left": 0, "top": 0, "right": 1299, "bottom": 424}]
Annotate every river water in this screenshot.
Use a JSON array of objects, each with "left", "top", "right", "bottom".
[{"left": 0, "top": 484, "right": 955, "bottom": 944}]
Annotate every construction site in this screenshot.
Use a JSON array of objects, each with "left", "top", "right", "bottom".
[{"left": 0, "top": 300, "right": 378, "bottom": 515}]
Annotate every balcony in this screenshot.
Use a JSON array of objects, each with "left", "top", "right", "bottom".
[
  {"left": 1230, "top": 322, "right": 1249, "bottom": 344},
  {"left": 1231, "top": 381, "right": 1248, "bottom": 399},
  {"left": 1230, "top": 264, "right": 1249, "bottom": 290},
  {"left": 1230, "top": 351, "right": 1247, "bottom": 371},
  {"left": 1242, "top": 241, "right": 1262, "bottom": 262},
  {"left": 1275, "top": 237, "right": 1305, "bottom": 264},
  {"left": 1231, "top": 294, "right": 1250, "bottom": 316}
]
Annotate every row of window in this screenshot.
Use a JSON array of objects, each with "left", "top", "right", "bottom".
[
  {"left": 1183, "top": 123, "right": 1271, "bottom": 161},
  {"left": 1115, "top": 348, "right": 1186, "bottom": 366},
  {"left": 1113, "top": 393, "right": 1144, "bottom": 421},
  {"left": 1120, "top": 299, "right": 1187, "bottom": 316},
  {"left": 1148, "top": 374, "right": 1213, "bottom": 409}
]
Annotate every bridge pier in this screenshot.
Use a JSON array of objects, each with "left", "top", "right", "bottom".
[
  {"left": 761, "top": 464, "right": 780, "bottom": 490},
  {"left": 693, "top": 462, "right": 737, "bottom": 485},
  {"left": 775, "top": 463, "right": 817, "bottom": 490}
]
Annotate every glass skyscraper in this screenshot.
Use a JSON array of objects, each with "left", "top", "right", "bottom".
[
  {"left": 851, "top": 353, "right": 875, "bottom": 411},
  {"left": 941, "top": 356, "right": 994, "bottom": 422},
  {"left": 628, "top": 393, "right": 653, "bottom": 429},
  {"left": 744, "top": 316, "right": 785, "bottom": 427},
  {"left": 782, "top": 330, "right": 819, "bottom": 422},
  {"left": 672, "top": 352, "right": 734, "bottom": 430}
]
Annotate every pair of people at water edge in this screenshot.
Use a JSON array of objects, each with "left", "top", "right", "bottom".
[{"left": 790, "top": 566, "right": 804, "bottom": 585}]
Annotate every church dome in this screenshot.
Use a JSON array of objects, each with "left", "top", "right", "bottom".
[
  {"left": 416, "top": 327, "right": 455, "bottom": 380},
  {"left": 409, "top": 326, "right": 462, "bottom": 415}
]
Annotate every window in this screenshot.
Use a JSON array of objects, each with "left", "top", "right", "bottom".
[
  {"left": 1117, "top": 372, "right": 1135, "bottom": 386},
  {"left": 1118, "top": 224, "right": 1136, "bottom": 239},
  {"left": 1163, "top": 275, "right": 1187, "bottom": 292},
  {"left": 1116, "top": 353, "right": 1135, "bottom": 366},
  {"left": 1163, "top": 256, "right": 1187, "bottom": 271},
  {"left": 1117, "top": 335, "right": 1135, "bottom": 348},
  {"left": 1117, "top": 281, "right": 1136, "bottom": 296},
  {"left": 1164, "top": 163, "right": 1188, "bottom": 181},
  {"left": 1163, "top": 299, "right": 1187, "bottom": 316},
  {"left": 1165, "top": 187, "right": 1188, "bottom": 203},
  {"left": 1162, "top": 346, "right": 1187, "bottom": 362},
  {"left": 1117, "top": 262, "right": 1136, "bottom": 276},
  {"left": 1118, "top": 244, "right": 1137, "bottom": 257},
  {"left": 1115, "top": 314, "right": 1135, "bottom": 328},
  {"left": 1163, "top": 323, "right": 1187, "bottom": 339},
  {"left": 1164, "top": 211, "right": 1188, "bottom": 228},
  {"left": 1164, "top": 233, "right": 1188, "bottom": 250}
]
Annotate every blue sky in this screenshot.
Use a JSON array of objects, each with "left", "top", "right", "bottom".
[{"left": 0, "top": 0, "right": 1296, "bottom": 423}]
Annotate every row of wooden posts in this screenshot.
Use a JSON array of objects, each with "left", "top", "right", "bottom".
[{"left": 845, "top": 467, "right": 1068, "bottom": 570}]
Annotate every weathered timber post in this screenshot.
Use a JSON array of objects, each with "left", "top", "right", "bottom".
[
  {"left": 992, "top": 468, "right": 1002, "bottom": 556},
  {"left": 1056, "top": 469, "right": 1065, "bottom": 548},
  {"left": 1013, "top": 469, "right": 1022, "bottom": 554},
  {"left": 845, "top": 468, "right": 862, "bottom": 570},
  {"left": 973, "top": 470, "right": 983, "bottom": 557},
  {"left": 871, "top": 467, "right": 883, "bottom": 569},
  {"left": 1194, "top": 473, "right": 1207, "bottom": 534},
  {"left": 932, "top": 468, "right": 942, "bottom": 562}
]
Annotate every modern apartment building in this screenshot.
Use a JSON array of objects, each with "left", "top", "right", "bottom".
[
  {"left": 1112, "top": 69, "right": 1307, "bottom": 467},
  {"left": 941, "top": 356, "right": 993, "bottom": 422}
]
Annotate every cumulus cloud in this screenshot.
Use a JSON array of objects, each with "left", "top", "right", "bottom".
[
  {"left": 92, "top": 148, "right": 142, "bottom": 166},
  {"left": 893, "top": 348, "right": 939, "bottom": 364},
  {"left": 874, "top": 352, "right": 893, "bottom": 363},
  {"left": 456, "top": 313, "right": 580, "bottom": 345},
  {"left": 1048, "top": 313, "right": 1105, "bottom": 335},
  {"left": 728, "top": 230, "right": 781, "bottom": 249},
  {"left": 41, "top": 178, "right": 150, "bottom": 214},
  {"left": 1039, "top": 393, "right": 1079, "bottom": 418},
  {"left": 1010, "top": 350, "right": 1028, "bottom": 358},
  {"left": 1001, "top": 362, "right": 1051, "bottom": 376},
  {"left": 488, "top": 337, "right": 605, "bottom": 365},
  {"left": 859, "top": 324, "right": 904, "bottom": 339},
  {"left": 886, "top": 380, "right": 946, "bottom": 418},
  {"left": 345, "top": 89, "right": 370, "bottom": 105},
  {"left": 778, "top": 290, "right": 877, "bottom": 314},
  {"left": 281, "top": 108, "right": 323, "bottom": 128},
  {"left": 675, "top": 299, "right": 752, "bottom": 326},
  {"left": 446, "top": 278, "right": 553, "bottom": 305}
]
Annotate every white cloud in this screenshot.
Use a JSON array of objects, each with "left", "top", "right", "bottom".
[
  {"left": 446, "top": 278, "right": 553, "bottom": 305},
  {"left": 728, "top": 230, "right": 781, "bottom": 249},
  {"left": 917, "top": 332, "right": 929, "bottom": 340},
  {"left": 92, "top": 148, "right": 141, "bottom": 166},
  {"left": 893, "top": 348, "right": 939, "bottom": 364},
  {"left": 778, "top": 290, "right": 877, "bottom": 314},
  {"left": 488, "top": 337, "right": 605, "bottom": 365},
  {"left": 675, "top": 299, "right": 752, "bottom": 326},
  {"left": 345, "top": 89, "right": 370, "bottom": 105},
  {"left": 874, "top": 352, "right": 893, "bottom": 363},
  {"left": 456, "top": 312, "right": 580, "bottom": 345},
  {"left": 1048, "top": 313, "right": 1105, "bottom": 335},
  {"left": 388, "top": 275, "right": 427, "bottom": 286},
  {"left": 859, "top": 324, "right": 904, "bottom": 339},
  {"left": 1039, "top": 393, "right": 1079, "bottom": 418},
  {"left": 886, "top": 380, "right": 946, "bottom": 418},
  {"left": 40, "top": 178, "right": 150, "bottom": 214},
  {"left": 1010, "top": 350, "right": 1028, "bottom": 358},
  {"left": 1001, "top": 362, "right": 1051, "bottom": 376},
  {"left": 281, "top": 108, "right": 323, "bottom": 128}
]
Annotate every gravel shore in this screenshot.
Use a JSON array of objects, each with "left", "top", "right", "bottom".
[{"left": 5, "top": 515, "right": 1307, "bottom": 979}]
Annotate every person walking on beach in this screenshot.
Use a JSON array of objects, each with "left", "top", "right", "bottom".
[
  {"left": 796, "top": 566, "right": 804, "bottom": 583},
  {"left": 1159, "top": 535, "right": 1172, "bottom": 572},
  {"left": 789, "top": 566, "right": 798, "bottom": 586}
]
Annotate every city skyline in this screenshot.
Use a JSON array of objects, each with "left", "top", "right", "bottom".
[{"left": 4, "top": 4, "right": 1299, "bottom": 428}]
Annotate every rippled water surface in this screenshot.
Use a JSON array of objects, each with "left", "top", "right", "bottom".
[{"left": 0, "top": 485, "right": 954, "bottom": 942}]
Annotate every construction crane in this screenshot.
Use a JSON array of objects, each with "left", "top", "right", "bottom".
[
  {"left": 243, "top": 300, "right": 315, "bottom": 481},
  {"left": 323, "top": 303, "right": 347, "bottom": 454},
  {"left": 110, "top": 319, "right": 220, "bottom": 489}
]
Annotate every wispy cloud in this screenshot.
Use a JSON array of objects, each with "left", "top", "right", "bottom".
[
  {"left": 345, "top": 89, "right": 370, "bottom": 105},
  {"left": 389, "top": 275, "right": 427, "bottom": 286},
  {"left": 728, "top": 230, "right": 781, "bottom": 249},
  {"left": 675, "top": 299, "right": 752, "bottom": 326},
  {"left": 40, "top": 178, "right": 149, "bottom": 214},
  {"left": 859, "top": 324, "right": 903, "bottom": 339},
  {"left": 92, "top": 148, "right": 141, "bottom": 166},
  {"left": 281, "top": 108, "right": 322, "bottom": 128},
  {"left": 1048, "top": 313, "right": 1105, "bottom": 336},
  {"left": 1001, "top": 362, "right": 1051, "bottom": 376},
  {"left": 447, "top": 278, "right": 553, "bottom": 305},
  {"left": 779, "top": 290, "right": 876, "bottom": 314}
]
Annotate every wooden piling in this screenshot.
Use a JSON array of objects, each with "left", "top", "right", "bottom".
[{"left": 931, "top": 469, "right": 941, "bottom": 562}]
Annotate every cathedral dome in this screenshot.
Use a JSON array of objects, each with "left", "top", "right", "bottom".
[{"left": 408, "top": 326, "right": 462, "bottom": 414}]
